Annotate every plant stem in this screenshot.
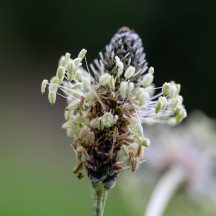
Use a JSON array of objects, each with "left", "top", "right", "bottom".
[
  {"left": 101, "top": 189, "right": 108, "bottom": 215},
  {"left": 93, "top": 185, "right": 108, "bottom": 216},
  {"left": 144, "top": 165, "right": 187, "bottom": 216}
]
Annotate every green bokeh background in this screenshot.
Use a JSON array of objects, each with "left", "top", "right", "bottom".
[{"left": 1, "top": 0, "right": 216, "bottom": 215}]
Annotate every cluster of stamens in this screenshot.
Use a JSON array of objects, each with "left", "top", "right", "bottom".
[{"left": 41, "top": 27, "right": 186, "bottom": 189}]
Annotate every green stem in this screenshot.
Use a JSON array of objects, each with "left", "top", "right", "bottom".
[
  {"left": 144, "top": 165, "right": 187, "bottom": 216},
  {"left": 101, "top": 188, "right": 108, "bottom": 216},
  {"left": 93, "top": 185, "right": 108, "bottom": 216}
]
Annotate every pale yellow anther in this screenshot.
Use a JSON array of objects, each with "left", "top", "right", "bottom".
[
  {"left": 101, "top": 112, "right": 118, "bottom": 128},
  {"left": 62, "top": 53, "right": 71, "bottom": 67},
  {"left": 169, "top": 96, "right": 183, "bottom": 110},
  {"left": 130, "top": 118, "right": 143, "bottom": 137},
  {"left": 99, "top": 73, "right": 112, "bottom": 86},
  {"left": 136, "top": 88, "right": 143, "bottom": 99},
  {"left": 48, "top": 82, "right": 58, "bottom": 93},
  {"left": 66, "top": 97, "right": 85, "bottom": 111},
  {"left": 56, "top": 66, "right": 65, "bottom": 84},
  {"left": 168, "top": 117, "right": 177, "bottom": 126},
  {"left": 41, "top": 79, "right": 48, "bottom": 94},
  {"left": 169, "top": 98, "right": 179, "bottom": 109},
  {"left": 48, "top": 91, "right": 56, "bottom": 105},
  {"left": 50, "top": 76, "right": 59, "bottom": 85},
  {"left": 136, "top": 88, "right": 150, "bottom": 106},
  {"left": 67, "top": 61, "right": 76, "bottom": 81},
  {"left": 73, "top": 58, "right": 82, "bottom": 65},
  {"left": 177, "top": 95, "right": 183, "bottom": 105},
  {"left": 64, "top": 120, "right": 81, "bottom": 137},
  {"left": 109, "top": 76, "right": 115, "bottom": 90},
  {"left": 64, "top": 110, "right": 72, "bottom": 121},
  {"left": 134, "top": 136, "right": 143, "bottom": 146},
  {"left": 128, "top": 82, "right": 135, "bottom": 95},
  {"left": 155, "top": 100, "right": 163, "bottom": 114},
  {"left": 62, "top": 120, "right": 72, "bottom": 129},
  {"left": 74, "top": 69, "right": 82, "bottom": 82},
  {"left": 65, "top": 53, "right": 71, "bottom": 58},
  {"left": 162, "top": 82, "right": 171, "bottom": 96},
  {"left": 58, "top": 56, "right": 65, "bottom": 67},
  {"left": 175, "top": 108, "right": 187, "bottom": 123},
  {"left": 159, "top": 96, "right": 167, "bottom": 110},
  {"left": 147, "top": 84, "right": 155, "bottom": 96},
  {"left": 139, "top": 92, "right": 150, "bottom": 106},
  {"left": 125, "top": 66, "right": 135, "bottom": 79},
  {"left": 78, "top": 49, "right": 87, "bottom": 60},
  {"left": 174, "top": 107, "right": 182, "bottom": 116},
  {"left": 176, "top": 84, "right": 181, "bottom": 94},
  {"left": 142, "top": 72, "right": 154, "bottom": 87},
  {"left": 68, "top": 89, "right": 83, "bottom": 98},
  {"left": 119, "top": 81, "right": 128, "bottom": 98},
  {"left": 169, "top": 83, "right": 178, "bottom": 98},
  {"left": 97, "top": 117, "right": 104, "bottom": 131},
  {"left": 148, "top": 67, "right": 154, "bottom": 75},
  {"left": 66, "top": 128, "right": 74, "bottom": 138},
  {"left": 141, "top": 137, "right": 150, "bottom": 147}
]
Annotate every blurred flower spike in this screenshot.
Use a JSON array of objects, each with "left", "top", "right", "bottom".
[
  {"left": 143, "top": 111, "right": 216, "bottom": 216},
  {"left": 41, "top": 27, "right": 186, "bottom": 190}
]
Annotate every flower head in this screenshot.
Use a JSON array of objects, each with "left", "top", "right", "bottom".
[
  {"left": 41, "top": 27, "right": 186, "bottom": 189},
  {"left": 145, "top": 112, "right": 216, "bottom": 200}
]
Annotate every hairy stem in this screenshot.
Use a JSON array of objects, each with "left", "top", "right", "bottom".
[
  {"left": 93, "top": 185, "right": 108, "bottom": 216},
  {"left": 144, "top": 165, "right": 187, "bottom": 216}
]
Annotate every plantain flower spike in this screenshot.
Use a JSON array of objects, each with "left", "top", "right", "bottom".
[{"left": 41, "top": 27, "right": 186, "bottom": 190}]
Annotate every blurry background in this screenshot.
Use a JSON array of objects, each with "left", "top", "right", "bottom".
[{"left": 1, "top": 0, "right": 216, "bottom": 215}]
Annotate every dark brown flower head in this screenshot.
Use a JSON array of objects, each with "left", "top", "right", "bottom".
[
  {"left": 105, "top": 27, "right": 147, "bottom": 73},
  {"left": 91, "top": 27, "right": 147, "bottom": 84},
  {"left": 41, "top": 27, "right": 186, "bottom": 190}
]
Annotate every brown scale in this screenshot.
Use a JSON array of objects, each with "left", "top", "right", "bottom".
[
  {"left": 83, "top": 87, "right": 136, "bottom": 189},
  {"left": 93, "top": 27, "right": 147, "bottom": 83},
  {"left": 72, "top": 87, "right": 136, "bottom": 183}
]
